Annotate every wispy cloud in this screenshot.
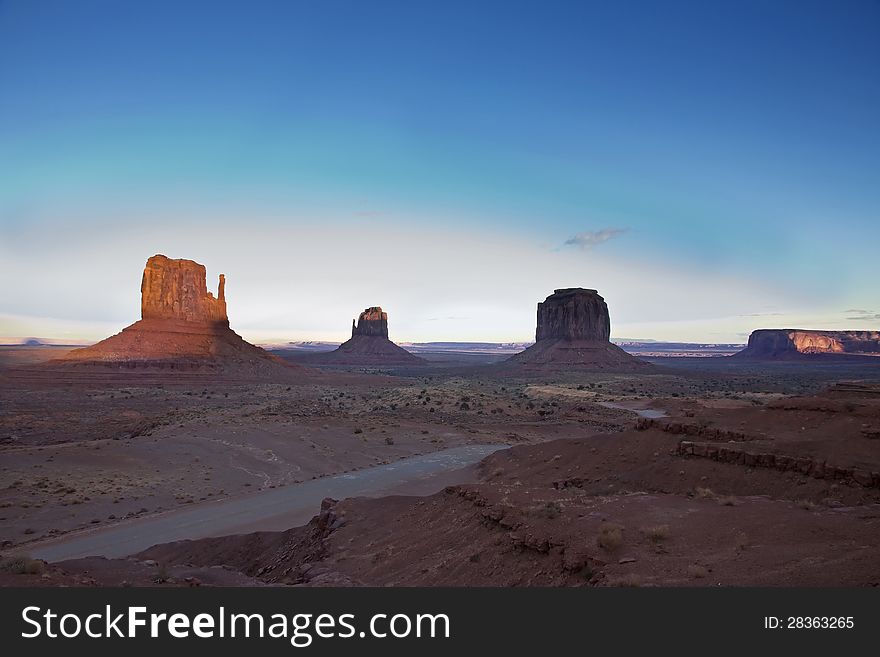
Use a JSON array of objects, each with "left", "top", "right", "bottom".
[
  {"left": 563, "top": 227, "right": 627, "bottom": 250},
  {"left": 844, "top": 309, "right": 880, "bottom": 321}
]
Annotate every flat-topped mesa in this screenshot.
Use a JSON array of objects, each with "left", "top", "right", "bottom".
[
  {"left": 737, "top": 329, "right": 880, "bottom": 359},
  {"left": 141, "top": 254, "right": 228, "bottom": 326},
  {"left": 351, "top": 307, "right": 389, "bottom": 338},
  {"left": 509, "top": 287, "right": 650, "bottom": 370},
  {"left": 536, "top": 288, "right": 611, "bottom": 342}
]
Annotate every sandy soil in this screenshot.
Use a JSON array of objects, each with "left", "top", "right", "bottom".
[{"left": 2, "top": 349, "right": 880, "bottom": 586}]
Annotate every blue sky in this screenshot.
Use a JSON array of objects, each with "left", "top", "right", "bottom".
[{"left": 1, "top": 0, "right": 878, "bottom": 343}]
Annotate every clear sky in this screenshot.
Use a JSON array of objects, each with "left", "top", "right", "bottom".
[{"left": 1, "top": 0, "right": 878, "bottom": 344}]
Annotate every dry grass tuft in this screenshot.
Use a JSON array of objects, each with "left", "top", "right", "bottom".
[
  {"left": 597, "top": 523, "right": 624, "bottom": 552},
  {"left": 642, "top": 525, "right": 670, "bottom": 543},
  {"left": 610, "top": 572, "right": 642, "bottom": 587},
  {"left": 0, "top": 555, "right": 44, "bottom": 575}
]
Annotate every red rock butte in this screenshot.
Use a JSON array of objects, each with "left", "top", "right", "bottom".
[
  {"left": 509, "top": 288, "right": 651, "bottom": 370},
  {"left": 53, "top": 254, "right": 296, "bottom": 376},
  {"left": 735, "top": 329, "right": 880, "bottom": 360},
  {"left": 141, "top": 254, "right": 228, "bottom": 325},
  {"left": 320, "top": 306, "right": 425, "bottom": 366}
]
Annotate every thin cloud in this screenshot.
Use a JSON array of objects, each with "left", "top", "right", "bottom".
[
  {"left": 843, "top": 309, "right": 880, "bottom": 321},
  {"left": 564, "top": 227, "right": 627, "bottom": 250}
]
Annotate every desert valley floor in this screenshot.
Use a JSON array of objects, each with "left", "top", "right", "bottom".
[{"left": 1, "top": 346, "right": 879, "bottom": 587}]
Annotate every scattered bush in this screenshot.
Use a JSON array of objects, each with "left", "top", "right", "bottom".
[
  {"left": 0, "top": 555, "right": 44, "bottom": 575},
  {"left": 642, "top": 525, "right": 670, "bottom": 543},
  {"left": 610, "top": 573, "right": 642, "bottom": 587},
  {"left": 597, "top": 523, "right": 624, "bottom": 552},
  {"left": 532, "top": 501, "right": 562, "bottom": 519}
]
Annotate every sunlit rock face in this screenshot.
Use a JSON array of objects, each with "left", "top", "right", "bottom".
[
  {"left": 509, "top": 288, "right": 651, "bottom": 370},
  {"left": 351, "top": 307, "right": 389, "bottom": 338},
  {"left": 535, "top": 288, "right": 611, "bottom": 342},
  {"left": 52, "top": 254, "right": 293, "bottom": 376},
  {"left": 141, "top": 254, "right": 228, "bottom": 326},
  {"left": 737, "top": 329, "right": 880, "bottom": 358}
]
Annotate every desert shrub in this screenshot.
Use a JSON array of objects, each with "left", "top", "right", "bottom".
[
  {"left": 642, "top": 525, "right": 670, "bottom": 543},
  {"left": 597, "top": 523, "right": 624, "bottom": 552},
  {"left": 610, "top": 573, "right": 642, "bottom": 587},
  {"left": 695, "top": 487, "right": 715, "bottom": 498},
  {"left": 153, "top": 562, "right": 170, "bottom": 584},
  {"left": 0, "top": 555, "right": 44, "bottom": 575},
  {"left": 532, "top": 500, "right": 562, "bottom": 519}
]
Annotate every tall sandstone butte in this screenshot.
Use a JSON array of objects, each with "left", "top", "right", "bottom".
[
  {"left": 141, "top": 254, "right": 228, "bottom": 325},
  {"left": 351, "top": 307, "right": 389, "bottom": 338},
  {"left": 321, "top": 306, "right": 424, "bottom": 365},
  {"left": 509, "top": 288, "right": 650, "bottom": 370},
  {"left": 55, "top": 254, "right": 292, "bottom": 376},
  {"left": 736, "top": 329, "right": 880, "bottom": 359}
]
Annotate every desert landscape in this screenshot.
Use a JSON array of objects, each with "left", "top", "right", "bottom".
[
  {"left": 2, "top": 3, "right": 878, "bottom": 601},
  {"left": 2, "top": 256, "right": 878, "bottom": 587}
]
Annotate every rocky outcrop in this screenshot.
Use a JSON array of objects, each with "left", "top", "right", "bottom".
[
  {"left": 53, "top": 255, "right": 297, "bottom": 378},
  {"left": 351, "top": 307, "right": 389, "bottom": 338},
  {"left": 536, "top": 288, "right": 611, "bottom": 341},
  {"left": 676, "top": 441, "right": 880, "bottom": 489},
  {"left": 141, "top": 254, "right": 228, "bottom": 325},
  {"left": 735, "top": 329, "right": 880, "bottom": 359},
  {"left": 509, "top": 288, "right": 650, "bottom": 370},
  {"left": 320, "top": 306, "right": 424, "bottom": 366}
]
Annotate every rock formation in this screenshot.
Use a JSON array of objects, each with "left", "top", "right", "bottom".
[
  {"left": 141, "top": 254, "right": 228, "bottom": 325},
  {"left": 53, "top": 254, "right": 296, "bottom": 377},
  {"left": 509, "top": 288, "right": 650, "bottom": 370},
  {"left": 351, "top": 307, "right": 388, "bottom": 338},
  {"left": 536, "top": 288, "right": 611, "bottom": 342},
  {"left": 320, "top": 306, "right": 425, "bottom": 366},
  {"left": 735, "top": 329, "right": 880, "bottom": 359}
]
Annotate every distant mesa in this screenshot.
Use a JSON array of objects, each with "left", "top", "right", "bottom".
[
  {"left": 508, "top": 288, "right": 651, "bottom": 370},
  {"left": 319, "top": 306, "right": 425, "bottom": 366},
  {"left": 735, "top": 329, "right": 880, "bottom": 360},
  {"left": 52, "top": 254, "right": 298, "bottom": 376}
]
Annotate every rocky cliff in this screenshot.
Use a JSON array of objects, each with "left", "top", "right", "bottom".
[
  {"left": 141, "top": 254, "right": 228, "bottom": 325},
  {"left": 736, "top": 329, "right": 880, "bottom": 359},
  {"left": 351, "top": 307, "right": 389, "bottom": 338},
  {"left": 536, "top": 288, "right": 611, "bottom": 341},
  {"left": 510, "top": 288, "right": 650, "bottom": 370},
  {"left": 54, "top": 254, "right": 296, "bottom": 377}
]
